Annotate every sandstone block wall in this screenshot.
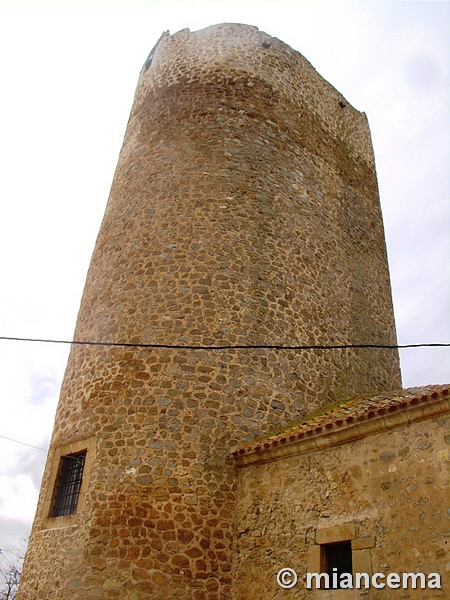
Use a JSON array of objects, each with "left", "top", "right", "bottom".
[
  {"left": 19, "top": 24, "right": 400, "bottom": 599},
  {"left": 233, "top": 389, "right": 450, "bottom": 599}
]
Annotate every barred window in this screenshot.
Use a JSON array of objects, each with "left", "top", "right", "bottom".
[{"left": 50, "top": 451, "right": 86, "bottom": 517}]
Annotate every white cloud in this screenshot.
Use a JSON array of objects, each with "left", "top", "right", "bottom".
[{"left": 0, "top": 475, "right": 40, "bottom": 522}]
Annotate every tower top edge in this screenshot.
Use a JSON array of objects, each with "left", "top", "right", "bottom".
[
  {"left": 142, "top": 22, "right": 361, "bottom": 114},
  {"left": 146, "top": 22, "right": 305, "bottom": 71},
  {"left": 136, "top": 23, "right": 374, "bottom": 167}
]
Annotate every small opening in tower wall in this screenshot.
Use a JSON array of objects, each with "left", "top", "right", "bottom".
[
  {"left": 50, "top": 451, "right": 86, "bottom": 517},
  {"left": 144, "top": 52, "right": 154, "bottom": 71},
  {"left": 320, "top": 541, "right": 353, "bottom": 589}
]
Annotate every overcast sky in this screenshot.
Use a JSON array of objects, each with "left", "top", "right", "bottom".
[{"left": 0, "top": 1, "right": 448, "bottom": 552}]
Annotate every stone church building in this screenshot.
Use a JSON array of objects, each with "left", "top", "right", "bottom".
[{"left": 17, "top": 24, "right": 449, "bottom": 600}]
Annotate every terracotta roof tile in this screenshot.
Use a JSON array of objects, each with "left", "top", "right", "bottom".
[{"left": 231, "top": 384, "right": 449, "bottom": 457}]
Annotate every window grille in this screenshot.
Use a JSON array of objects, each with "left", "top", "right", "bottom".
[{"left": 51, "top": 451, "right": 86, "bottom": 517}]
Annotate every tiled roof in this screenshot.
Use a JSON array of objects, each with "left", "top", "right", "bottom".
[{"left": 231, "top": 384, "right": 449, "bottom": 461}]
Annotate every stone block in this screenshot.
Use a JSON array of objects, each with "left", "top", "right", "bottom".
[
  {"left": 352, "top": 548, "right": 372, "bottom": 576},
  {"left": 316, "top": 523, "right": 356, "bottom": 544},
  {"left": 351, "top": 537, "right": 375, "bottom": 550}
]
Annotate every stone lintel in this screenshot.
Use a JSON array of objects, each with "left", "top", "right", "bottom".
[{"left": 316, "top": 523, "right": 356, "bottom": 544}]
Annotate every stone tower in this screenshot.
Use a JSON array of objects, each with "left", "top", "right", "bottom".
[{"left": 18, "top": 24, "right": 401, "bottom": 600}]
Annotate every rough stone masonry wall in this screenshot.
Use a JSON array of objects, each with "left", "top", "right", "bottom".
[
  {"left": 234, "top": 407, "right": 450, "bottom": 599},
  {"left": 19, "top": 24, "right": 400, "bottom": 600}
]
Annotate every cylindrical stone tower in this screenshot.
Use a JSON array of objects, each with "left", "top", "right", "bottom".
[{"left": 18, "top": 24, "right": 401, "bottom": 600}]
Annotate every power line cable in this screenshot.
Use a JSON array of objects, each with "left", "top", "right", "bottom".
[
  {"left": 0, "top": 435, "right": 86, "bottom": 462},
  {"left": 0, "top": 434, "right": 47, "bottom": 452},
  {"left": 1, "top": 338, "right": 448, "bottom": 456},
  {"left": 0, "top": 335, "right": 448, "bottom": 351}
]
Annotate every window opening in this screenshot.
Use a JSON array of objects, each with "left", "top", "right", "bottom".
[
  {"left": 50, "top": 451, "right": 86, "bottom": 517},
  {"left": 321, "top": 541, "right": 353, "bottom": 589}
]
